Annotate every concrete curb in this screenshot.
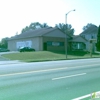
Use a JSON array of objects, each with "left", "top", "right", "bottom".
[{"left": 0, "top": 60, "right": 24, "bottom": 65}]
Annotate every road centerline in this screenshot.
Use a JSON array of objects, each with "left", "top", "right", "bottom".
[
  {"left": 0, "top": 67, "right": 68, "bottom": 77},
  {"left": 52, "top": 73, "right": 86, "bottom": 80}
]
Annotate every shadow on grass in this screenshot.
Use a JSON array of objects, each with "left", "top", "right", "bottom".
[{"left": 50, "top": 51, "right": 90, "bottom": 56}]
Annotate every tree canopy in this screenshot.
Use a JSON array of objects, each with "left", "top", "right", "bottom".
[
  {"left": 21, "top": 22, "right": 49, "bottom": 33},
  {"left": 82, "top": 23, "right": 96, "bottom": 31},
  {"left": 0, "top": 37, "right": 9, "bottom": 48},
  {"left": 55, "top": 23, "right": 74, "bottom": 36}
]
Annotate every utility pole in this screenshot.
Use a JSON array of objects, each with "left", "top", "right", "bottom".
[{"left": 65, "top": 9, "right": 75, "bottom": 59}]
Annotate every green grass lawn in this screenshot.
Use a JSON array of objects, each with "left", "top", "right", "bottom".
[{"left": 2, "top": 51, "right": 100, "bottom": 62}]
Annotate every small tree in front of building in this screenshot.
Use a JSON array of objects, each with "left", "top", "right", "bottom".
[
  {"left": 96, "top": 25, "right": 100, "bottom": 51},
  {"left": 0, "top": 37, "right": 8, "bottom": 49}
]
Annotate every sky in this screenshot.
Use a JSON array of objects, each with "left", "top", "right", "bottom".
[{"left": 0, "top": 0, "right": 100, "bottom": 40}]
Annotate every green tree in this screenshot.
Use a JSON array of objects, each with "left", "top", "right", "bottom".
[
  {"left": 55, "top": 23, "right": 74, "bottom": 36},
  {"left": 96, "top": 25, "right": 100, "bottom": 51},
  {"left": 83, "top": 23, "right": 95, "bottom": 31},
  {"left": 0, "top": 37, "right": 9, "bottom": 48},
  {"left": 21, "top": 22, "right": 49, "bottom": 33},
  {"left": 29, "top": 22, "right": 40, "bottom": 30},
  {"left": 39, "top": 23, "right": 49, "bottom": 28},
  {"left": 21, "top": 26, "right": 29, "bottom": 33}
]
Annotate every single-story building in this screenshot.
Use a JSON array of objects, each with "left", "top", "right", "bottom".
[
  {"left": 69, "top": 35, "right": 89, "bottom": 51},
  {"left": 8, "top": 27, "right": 71, "bottom": 51},
  {"left": 8, "top": 27, "right": 91, "bottom": 52}
]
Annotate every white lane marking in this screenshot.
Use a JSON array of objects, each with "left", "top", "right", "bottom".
[
  {"left": 0, "top": 67, "right": 68, "bottom": 77},
  {"left": 52, "top": 73, "right": 86, "bottom": 80},
  {"left": 72, "top": 94, "right": 91, "bottom": 100},
  {"left": 72, "top": 91, "right": 100, "bottom": 100},
  {"left": 0, "top": 62, "right": 99, "bottom": 77}
]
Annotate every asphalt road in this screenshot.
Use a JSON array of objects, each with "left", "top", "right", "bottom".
[{"left": 0, "top": 58, "right": 100, "bottom": 100}]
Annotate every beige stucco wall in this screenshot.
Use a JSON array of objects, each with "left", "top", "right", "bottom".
[
  {"left": 8, "top": 29, "right": 69, "bottom": 51},
  {"left": 8, "top": 36, "right": 66, "bottom": 51},
  {"left": 8, "top": 40, "right": 16, "bottom": 51},
  {"left": 31, "top": 37, "right": 43, "bottom": 51},
  {"left": 8, "top": 37, "right": 43, "bottom": 51}
]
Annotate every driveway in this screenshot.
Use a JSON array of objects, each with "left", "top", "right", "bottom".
[
  {"left": 0, "top": 51, "right": 22, "bottom": 64},
  {"left": 0, "top": 51, "right": 19, "bottom": 61},
  {"left": 0, "top": 53, "right": 10, "bottom": 61}
]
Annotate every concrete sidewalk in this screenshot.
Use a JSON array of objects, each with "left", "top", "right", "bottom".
[
  {"left": 0, "top": 55, "right": 10, "bottom": 61},
  {"left": 0, "top": 51, "right": 23, "bottom": 65},
  {"left": 0, "top": 60, "right": 23, "bottom": 65},
  {"left": 0, "top": 51, "right": 19, "bottom": 61}
]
